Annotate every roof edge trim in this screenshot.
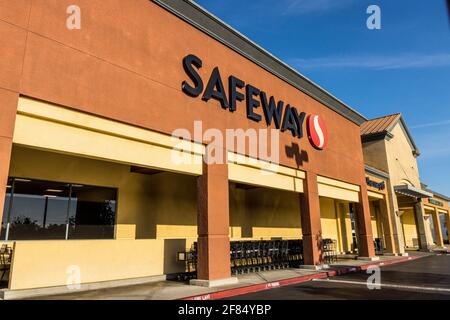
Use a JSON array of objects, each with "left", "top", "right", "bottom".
[
  {"left": 365, "top": 165, "right": 390, "bottom": 180},
  {"left": 398, "top": 117, "right": 420, "bottom": 156}
]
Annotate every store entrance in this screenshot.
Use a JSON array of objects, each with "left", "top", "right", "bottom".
[{"left": 228, "top": 182, "right": 304, "bottom": 274}]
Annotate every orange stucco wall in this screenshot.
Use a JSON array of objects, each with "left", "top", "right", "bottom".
[{"left": 0, "top": 0, "right": 365, "bottom": 182}]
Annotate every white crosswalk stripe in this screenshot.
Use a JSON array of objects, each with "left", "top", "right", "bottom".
[{"left": 312, "top": 278, "right": 450, "bottom": 292}]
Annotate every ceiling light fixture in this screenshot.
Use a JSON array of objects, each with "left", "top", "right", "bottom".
[{"left": 45, "top": 189, "right": 64, "bottom": 193}]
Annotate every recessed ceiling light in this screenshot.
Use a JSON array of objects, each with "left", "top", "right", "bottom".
[{"left": 45, "top": 189, "right": 64, "bottom": 193}]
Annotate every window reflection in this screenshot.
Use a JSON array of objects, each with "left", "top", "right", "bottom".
[
  {"left": 69, "top": 185, "right": 116, "bottom": 239},
  {"left": 1, "top": 178, "right": 117, "bottom": 241},
  {"left": 0, "top": 178, "right": 13, "bottom": 240}
]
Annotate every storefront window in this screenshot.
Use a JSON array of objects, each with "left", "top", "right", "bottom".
[
  {"left": 1, "top": 178, "right": 13, "bottom": 239},
  {"left": 68, "top": 185, "right": 116, "bottom": 239},
  {"left": 1, "top": 178, "right": 116, "bottom": 241}
]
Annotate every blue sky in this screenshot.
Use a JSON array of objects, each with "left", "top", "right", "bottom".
[{"left": 195, "top": 0, "right": 450, "bottom": 196}]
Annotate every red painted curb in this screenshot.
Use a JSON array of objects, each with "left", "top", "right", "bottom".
[{"left": 181, "top": 256, "right": 419, "bottom": 300}]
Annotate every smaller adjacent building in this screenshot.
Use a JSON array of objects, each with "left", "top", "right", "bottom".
[
  {"left": 362, "top": 114, "right": 450, "bottom": 254},
  {"left": 421, "top": 185, "right": 450, "bottom": 246}
]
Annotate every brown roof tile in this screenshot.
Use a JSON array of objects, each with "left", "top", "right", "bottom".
[{"left": 361, "top": 113, "right": 401, "bottom": 136}]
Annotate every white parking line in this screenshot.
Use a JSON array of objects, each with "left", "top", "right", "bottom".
[{"left": 312, "top": 278, "right": 450, "bottom": 293}]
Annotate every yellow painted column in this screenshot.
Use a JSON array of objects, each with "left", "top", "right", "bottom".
[
  {"left": 413, "top": 201, "right": 433, "bottom": 250},
  {"left": 334, "top": 201, "right": 343, "bottom": 253},
  {"left": 378, "top": 200, "right": 396, "bottom": 254},
  {"left": 432, "top": 208, "right": 444, "bottom": 247},
  {"left": 447, "top": 213, "right": 450, "bottom": 244}
]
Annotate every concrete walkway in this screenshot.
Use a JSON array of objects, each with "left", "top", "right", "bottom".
[
  {"left": 28, "top": 269, "right": 321, "bottom": 300},
  {"left": 22, "top": 253, "right": 429, "bottom": 300}
]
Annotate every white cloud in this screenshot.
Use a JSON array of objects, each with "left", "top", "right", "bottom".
[
  {"left": 411, "top": 119, "right": 450, "bottom": 129},
  {"left": 283, "top": 0, "right": 356, "bottom": 15},
  {"left": 419, "top": 147, "right": 450, "bottom": 159},
  {"left": 290, "top": 53, "right": 450, "bottom": 70}
]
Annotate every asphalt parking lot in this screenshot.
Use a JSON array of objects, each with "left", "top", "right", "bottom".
[{"left": 227, "top": 254, "right": 450, "bottom": 300}]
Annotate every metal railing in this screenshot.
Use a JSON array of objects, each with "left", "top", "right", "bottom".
[{"left": 0, "top": 244, "right": 12, "bottom": 283}]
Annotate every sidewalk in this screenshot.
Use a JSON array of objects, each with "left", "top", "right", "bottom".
[{"left": 18, "top": 253, "right": 427, "bottom": 300}]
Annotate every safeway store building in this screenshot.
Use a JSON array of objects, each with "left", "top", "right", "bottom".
[{"left": 0, "top": 0, "right": 445, "bottom": 294}]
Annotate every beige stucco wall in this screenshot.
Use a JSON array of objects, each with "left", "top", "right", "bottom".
[
  {"left": 363, "top": 139, "right": 389, "bottom": 173},
  {"left": 229, "top": 184, "right": 302, "bottom": 240},
  {"left": 320, "top": 197, "right": 353, "bottom": 253},
  {"left": 9, "top": 239, "right": 165, "bottom": 290},
  {"left": 401, "top": 209, "right": 419, "bottom": 248},
  {"left": 229, "top": 185, "right": 249, "bottom": 239},
  {"left": 385, "top": 123, "right": 421, "bottom": 187},
  {"left": 386, "top": 123, "right": 425, "bottom": 250},
  {"left": 424, "top": 213, "right": 434, "bottom": 246},
  {"left": 364, "top": 122, "right": 422, "bottom": 195},
  {"left": 320, "top": 197, "right": 339, "bottom": 248}
]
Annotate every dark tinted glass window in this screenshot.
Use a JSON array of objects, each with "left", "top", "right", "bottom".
[
  {"left": 7, "top": 179, "right": 70, "bottom": 240},
  {"left": 2, "top": 178, "right": 116, "bottom": 241},
  {"left": 1, "top": 178, "right": 13, "bottom": 240},
  {"left": 68, "top": 185, "right": 116, "bottom": 239}
]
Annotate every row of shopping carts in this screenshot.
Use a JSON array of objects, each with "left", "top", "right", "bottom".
[
  {"left": 176, "top": 242, "right": 198, "bottom": 281},
  {"left": 177, "top": 238, "right": 385, "bottom": 280},
  {"left": 230, "top": 240, "right": 303, "bottom": 275},
  {"left": 176, "top": 239, "right": 304, "bottom": 280},
  {"left": 322, "top": 238, "right": 338, "bottom": 264},
  {"left": 0, "top": 244, "right": 12, "bottom": 283}
]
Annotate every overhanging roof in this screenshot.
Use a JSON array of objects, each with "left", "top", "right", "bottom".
[
  {"left": 361, "top": 114, "right": 420, "bottom": 156},
  {"left": 361, "top": 114, "right": 400, "bottom": 137},
  {"left": 153, "top": 0, "right": 367, "bottom": 125},
  {"left": 394, "top": 185, "right": 433, "bottom": 199}
]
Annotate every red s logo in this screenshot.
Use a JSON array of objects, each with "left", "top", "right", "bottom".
[{"left": 307, "top": 115, "right": 327, "bottom": 150}]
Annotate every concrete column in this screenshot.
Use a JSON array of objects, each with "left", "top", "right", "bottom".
[
  {"left": 354, "top": 184, "right": 376, "bottom": 259},
  {"left": 432, "top": 208, "right": 444, "bottom": 248},
  {"left": 377, "top": 199, "right": 396, "bottom": 254},
  {"left": 0, "top": 90, "right": 19, "bottom": 236},
  {"left": 334, "top": 201, "right": 345, "bottom": 254},
  {"left": 387, "top": 184, "right": 406, "bottom": 255},
  {"left": 300, "top": 172, "right": 323, "bottom": 266},
  {"left": 413, "top": 200, "right": 433, "bottom": 251},
  {"left": 191, "top": 162, "right": 237, "bottom": 287},
  {"left": 447, "top": 213, "right": 450, "bottom": 244}
]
